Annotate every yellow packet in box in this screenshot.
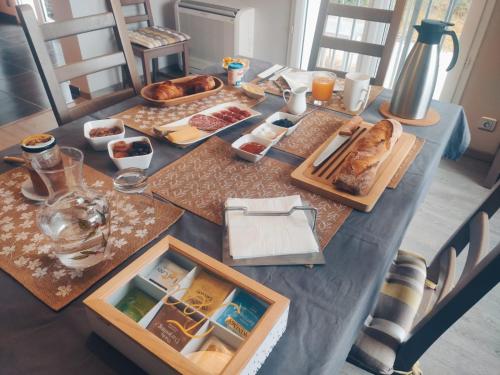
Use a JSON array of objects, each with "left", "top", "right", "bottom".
[{"left": 182, "top": 271, "right": 233, "bottom": 316}]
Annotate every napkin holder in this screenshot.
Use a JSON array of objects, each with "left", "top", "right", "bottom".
[{"left": 222, "top": 205, "right": 325, "bottom": 267}]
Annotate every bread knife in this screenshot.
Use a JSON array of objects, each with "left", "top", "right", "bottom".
[
  {"left": 312, "top": 116, "right": 363, "bottom": 167},
  {"left": 312, "top": 134, "right": 351, "bottom": 167}
]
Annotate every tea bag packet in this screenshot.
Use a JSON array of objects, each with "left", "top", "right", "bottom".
[
  {"left": 146, "top": 303, "right": 200, "bottom": 351},
  {"left": 186, "top": 336, "right": 234, "bottom": 375},
  {"left": 148, "top": 259, "right": 188, "bottom": 291},
  {"left": 116, "top": 288, "right": 158, "bottom": 322},
  {"left": 217, "top": 290, "right": 267, "bottom": 338},
  {"left": 181, "top": 271, "right": 234, "bottom": 316},
  {"left": 199, "top": 336, "right": 234, "bottom": 356}
]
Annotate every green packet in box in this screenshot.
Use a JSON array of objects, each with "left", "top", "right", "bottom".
[
  {"left": 116, "top": 287, "right": 158, "bottom": 322},
  {"left": 216, "top": 290, "right": 267, "bottom": 338}
]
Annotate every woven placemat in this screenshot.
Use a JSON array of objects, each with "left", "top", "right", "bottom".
[
  {"left": 250, "top": 74, "right": 383, "bottom": 116},
  {"left": 111, "top": 86, "right": 264, "bottom": 138},
  {"left": 0, "top": 166, "right": 183, "bottom": 311},
  {"left": 272, "top": 108, "right": 346, "bottom": 159},
  {"left": 308, "top": 84, "right": 384, "bottom": 116},
  {"left": 150, "top": 137, "right": 352, "bottom": 249},
  {"left": 388, "top": 137, "right": 425, "bottom": 189}
]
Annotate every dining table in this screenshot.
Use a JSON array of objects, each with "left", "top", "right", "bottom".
[{"left": 0, "top": 58, "right": 470, "bottom": 375}]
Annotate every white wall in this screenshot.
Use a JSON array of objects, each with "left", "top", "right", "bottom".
[{"left": 67, "top": 0, "right": 293, "bottom": 93}]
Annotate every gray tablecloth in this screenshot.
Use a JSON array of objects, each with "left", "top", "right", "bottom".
[{"left": 0, "top": 59, "right": 470, "bottom": 375}]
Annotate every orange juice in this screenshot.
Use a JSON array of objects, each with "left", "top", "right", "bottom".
[{"left": 312, "top": 73, "right": 336, "bottom": 102}]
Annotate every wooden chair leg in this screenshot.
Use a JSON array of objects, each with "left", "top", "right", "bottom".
[
  {"left": 484, "top": 146, "right": 500, "bottom": 188},
  {"left": 152, "top": 57, "right": 159, "bottom": 83},
  {"left": 141, "top": 54, "right": 152, "bottom": 86},
  {"left": 182, "top": 44, "right": 189, "bottom": 76}
]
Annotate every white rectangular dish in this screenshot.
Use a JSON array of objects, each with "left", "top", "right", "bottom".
[
  {"left": 250, "top": 123, "right": 287, "bottom": 145},
  {"left": 153, "top": 101, "right": 261, "bottom": 146},
  {"left": 265, "top": 112, "right": 301, "bottom": 136},
  {"left": 231, "top": 134, "right": 273, "bottom": 163}
]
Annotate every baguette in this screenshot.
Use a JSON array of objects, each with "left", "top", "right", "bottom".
[{"left": 333, "top": 119, "right": 402, "bottom": 196}]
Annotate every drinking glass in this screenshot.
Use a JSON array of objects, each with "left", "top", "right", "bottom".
[
  {"left": 111, "top": 168, "right": 157, "bottom": 235},
  {"left": 312, "top": 71, "right": 336, "bottom": 106}
]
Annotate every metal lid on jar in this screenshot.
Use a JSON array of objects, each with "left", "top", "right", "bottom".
[
  {"left": 228, "top": 62, "right": 244, "bottom": 70},
  {"left": 20, "top": 134, "right": 56, "bottom": 153}
]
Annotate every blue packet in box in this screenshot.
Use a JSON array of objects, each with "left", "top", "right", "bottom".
[{"left": 216, "top": 290, "right": 267, "bottom": 338}]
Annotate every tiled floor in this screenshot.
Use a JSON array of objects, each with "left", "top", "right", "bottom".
[{"left": 0, "top": 20, "right": 50, "bottom": 125}]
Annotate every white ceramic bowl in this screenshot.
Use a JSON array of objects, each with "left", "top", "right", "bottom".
[
  {"left": 231, "top": 134, "right": 272, "bottom": 163},
  {"left": 84, "top": 119, "right": 125, "bottom": 151},
  {"left": 250, "top": 123, "right": 287, "bottom": 145},
  {"left": 265, "top": 112, "right": 301, "bottom": 135},
  {"left": 108, "top": 136, "right": 153, "bottom": 170}
]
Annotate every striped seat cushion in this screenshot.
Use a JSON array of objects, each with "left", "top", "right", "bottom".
[
  {"left": 128, "top": 26, "right": 190, "bottom": 49},
  {"left": 349, "top": 250, "right": 427, "bottom": 374}
]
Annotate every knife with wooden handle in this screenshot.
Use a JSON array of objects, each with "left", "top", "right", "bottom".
[
  {"left": 312, "top": 116, "right": 363, "bottom": 168},
  {"left": 3, "top": 156, "right": 26, "bottom": 165}
]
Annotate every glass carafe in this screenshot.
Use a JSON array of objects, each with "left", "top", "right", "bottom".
[{"left": 32, "top": 146, "right": 111, "bottom": 269}]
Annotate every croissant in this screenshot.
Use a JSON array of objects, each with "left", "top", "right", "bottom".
[{"left": 151, "top": 75, "right": 216, "bottom": 100}]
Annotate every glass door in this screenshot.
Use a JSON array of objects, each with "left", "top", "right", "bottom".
[{"left": 295, "top": 0, "right": 476, "bottom": 100}]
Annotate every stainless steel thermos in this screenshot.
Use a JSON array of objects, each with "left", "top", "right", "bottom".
[{"left": 390, "top": 19, "right": 459, "bottom": 119}]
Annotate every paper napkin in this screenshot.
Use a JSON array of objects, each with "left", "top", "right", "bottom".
[{"left": 225, "top": 195, "right": 319, "bottom": 259}]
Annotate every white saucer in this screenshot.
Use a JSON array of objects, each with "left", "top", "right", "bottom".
[{"left": 21, "top": 179, "right": 47, "bottom": 202}]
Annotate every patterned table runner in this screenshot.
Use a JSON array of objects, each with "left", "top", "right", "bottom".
[
  {"left": 250, "top": 75, "right": 383, "bottom": 116},
  {"left": 150, "top": 137, "right": 352, "bottom": 249},
  {"left": 111, "top": 86, "right": 264, "bottom": 138},
  {"left": 271, "top": 108, "right": 345, "bottom": 159},
  {"left": 0, "top": 166, "right": 183, "bottom": 310}
]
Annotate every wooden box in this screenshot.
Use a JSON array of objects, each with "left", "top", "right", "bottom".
[{"left": 84, "top": 236, "right": 290, "bottom": 375}]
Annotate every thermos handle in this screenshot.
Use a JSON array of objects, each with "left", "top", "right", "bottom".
[{"left": 445, "top": 30, "right": 459, "bottom": 71}]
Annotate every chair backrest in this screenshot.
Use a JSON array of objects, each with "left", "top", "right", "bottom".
[
  {"left": 394, "top": 184, "right": 500, "bottom": 372},
  {"left": 308, "top": 0, "right": 405, "bottom": 86},
  {"left": 120, "top": 0, "right": 154, "bottom": 26},
  {"left": 17, "top": 0, "right": 141, "bottom": 126}
]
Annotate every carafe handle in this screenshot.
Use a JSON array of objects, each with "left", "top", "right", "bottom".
[{"left": 445, "top": 30, "right": 459, "bottom": 71}]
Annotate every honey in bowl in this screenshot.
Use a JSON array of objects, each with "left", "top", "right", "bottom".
[{"left": 239, "top": 142, "right": 266, "bottom": 155}]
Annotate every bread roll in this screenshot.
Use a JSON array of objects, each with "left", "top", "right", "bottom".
[
  {"left": 151, "top": 75, "right": 216, "bottom": 100},
  {"left": 333, "top": 119, "right": 402, "bottom": 196}
]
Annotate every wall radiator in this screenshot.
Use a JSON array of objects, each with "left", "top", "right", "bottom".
[{"left": 174, "top": 0, "right": 255, "bottom": 70}]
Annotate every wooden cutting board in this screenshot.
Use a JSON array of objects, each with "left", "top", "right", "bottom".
[{"left": 291, "top": 122, "right": 416, "bottom": 212}]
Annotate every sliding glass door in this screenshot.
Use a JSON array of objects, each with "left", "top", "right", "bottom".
[{"left": 293, "top": 0, "right": 479, "bottom": 101}]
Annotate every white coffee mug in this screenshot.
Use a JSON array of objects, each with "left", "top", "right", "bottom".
[
  {"left": 282, "top": 86, "right": 307, "bottom": 115},
  {"left": 343, "top": 72, "right": 370, "bottom": 113}
]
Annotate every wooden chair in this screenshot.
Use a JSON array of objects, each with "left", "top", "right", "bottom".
[
  {"left": 120, "top": 0, "right": 190, "bottom": 85},
  {"left": 348, "top": 184, "right": 500, "bottom": 374},
  {"left": 308, "top": 0, "right": 405, "bottom": 85},
  {"left": 16, "top": 0, "right": 141, "bottom": 126}
]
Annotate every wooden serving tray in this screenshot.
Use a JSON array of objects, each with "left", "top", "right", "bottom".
[
  {"left": 291, "top": 122, "right": 416, "bottom": 212},
  {"left": 84, "top": 235, "right": 290, "bottom": 375},
  {"left": 141, "top": 75, "right": 224, "bottom": 106}
]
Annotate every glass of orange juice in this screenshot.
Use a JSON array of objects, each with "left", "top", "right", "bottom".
[{"left": 312, "top": 71, "right": 336, "bottom": 105}]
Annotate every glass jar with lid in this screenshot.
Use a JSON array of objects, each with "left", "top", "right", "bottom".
[{"left": 20, "top": 133, "right": 59, "bottom": 197}]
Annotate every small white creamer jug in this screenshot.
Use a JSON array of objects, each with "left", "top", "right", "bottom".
[{"left": 282, "top": 86, "right": 307, "bottom": 115}]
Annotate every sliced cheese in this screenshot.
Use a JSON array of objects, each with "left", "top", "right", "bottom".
[{"left": 166, "top": 127, "right": 204, "bottom": 143}]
